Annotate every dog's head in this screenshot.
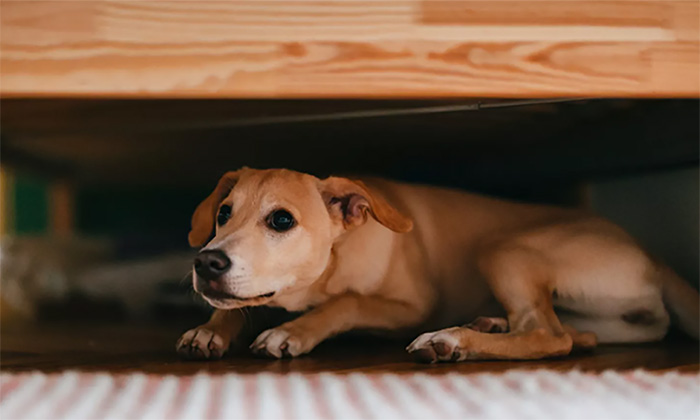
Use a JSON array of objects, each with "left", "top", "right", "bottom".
[{"left": 188, "top": 168, "right": 413, "bottom": 309}]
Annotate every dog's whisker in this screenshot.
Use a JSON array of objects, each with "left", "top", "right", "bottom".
[
  {"left": 237, "top": 307, "right": 252, "bottom": 330},
  {"left": 180, "top": 269, "right": 193, "bottom": 285}
]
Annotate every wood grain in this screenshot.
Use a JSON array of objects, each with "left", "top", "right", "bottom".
[{"left": 1, "top": 1, "right": 698, "bottom": 98}]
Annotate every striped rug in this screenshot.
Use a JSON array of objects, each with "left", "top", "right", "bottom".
[{"left": 1, "top": 370, "right": 698, "bottom": 419}]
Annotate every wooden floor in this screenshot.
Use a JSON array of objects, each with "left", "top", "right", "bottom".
[{"left": 1, "top": 322, "right": 698, "bottom": 375}]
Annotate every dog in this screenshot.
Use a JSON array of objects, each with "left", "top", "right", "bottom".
[{"left": 176, "top": 168, "right": 699, "bottom": 362}]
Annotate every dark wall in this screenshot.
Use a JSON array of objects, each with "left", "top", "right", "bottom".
[{"left": 590, "top": 166, "right": 700, "bottom": 287}]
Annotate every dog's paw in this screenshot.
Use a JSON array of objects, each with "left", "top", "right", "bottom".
[
  {"left": 406, "top": 327, "right": 471, "bottom": 363},
  {"left": 250, "top": 326, "right": 314, "bottom": 358},
  {"left": 176, "top": 327, "right": 229, "bottom": 360},
  {"left": 464, "top": 316, "right": 509, "bottom": 333}
]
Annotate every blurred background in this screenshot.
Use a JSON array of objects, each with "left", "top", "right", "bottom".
[{"left": 1, "top": 98, "right": 698, "bottom": 326}]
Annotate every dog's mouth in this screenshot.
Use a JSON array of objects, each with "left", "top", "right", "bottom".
[{"left": 201, "top": 289, "right": 275, "bottom": 302}]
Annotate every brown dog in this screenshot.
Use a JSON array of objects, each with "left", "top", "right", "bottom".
[{"left": 176, "top": 168, "right": 699, "bottom": 362}]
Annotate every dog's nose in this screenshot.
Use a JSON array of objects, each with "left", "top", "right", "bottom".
[{"left": 194, "top": 250, "right": 231, "bottom": 280}]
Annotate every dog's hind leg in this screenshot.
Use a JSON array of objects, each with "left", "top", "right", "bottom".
[
  {"left": 408, "top": 244, "right": 595, "bottom": 362},
  {"left": 463, "top": 316, "right": 596, "bottom": 349},
  {"left": 464, "top": 316, "right": 509, "bottom": 333}
]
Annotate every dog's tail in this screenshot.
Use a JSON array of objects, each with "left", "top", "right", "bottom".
[{"left": 661, "top": 265, "right": 699, "bottom": 340}]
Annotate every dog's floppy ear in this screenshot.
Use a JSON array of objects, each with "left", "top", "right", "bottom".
[
  {"left": 318, "top": 177, "right": 413, "bottom": 233},
  {"left": 189, "top": 170, "right": 242, "bottom": 247}
]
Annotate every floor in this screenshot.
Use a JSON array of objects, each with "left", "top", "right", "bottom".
[{"left": 1, "top": 322, "right": 698, "bottom": 375}]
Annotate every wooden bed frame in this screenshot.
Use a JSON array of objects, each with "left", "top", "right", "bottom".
[{"left": 2, "top": 1, "right": 698, "bottom": 98}]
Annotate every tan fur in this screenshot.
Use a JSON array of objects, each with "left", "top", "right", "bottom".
[{"left": 177, "top": 168, "right": 699, "bottom": 361}]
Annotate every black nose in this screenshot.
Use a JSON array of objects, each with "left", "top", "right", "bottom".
[{"left": 194, "top": 250, "right": 231, "bottom": 280}]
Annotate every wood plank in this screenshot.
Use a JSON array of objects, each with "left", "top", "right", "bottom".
[
  {"left": 0, "top": 1, "right": 698, "bottom": 98},
  {"left": 0, "top": 167, "right": 15, "bottom": 236},
  {"left": 422, "top": 1, "right": 682, "bottom": 29},
  {"left": 1, "top": 322, "right": 698, "bottom": 374},
  {"left": 48, "top": 179, "right": 74, "bottom": 236}
]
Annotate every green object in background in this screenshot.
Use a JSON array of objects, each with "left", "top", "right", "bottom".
[
  {"left": 13, "top": 174, "right": 49, "bottom": 234},
  {"left": 5, "top": 171, "right": 205, "bottom": 238}
]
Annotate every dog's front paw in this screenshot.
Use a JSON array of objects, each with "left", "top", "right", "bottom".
[
  {"left": 176, "top": 327, "right": 229, "bottom": 360},
  {"left": 250, "top": 326, "right": 315, "bottom": 358},
  {"left": 406, "top": 327, "right": 472, "bottom": 363}
]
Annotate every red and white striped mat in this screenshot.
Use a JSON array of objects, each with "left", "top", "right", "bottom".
[{"left": 1, "top": 370, "right": 698, "bottom": 420}]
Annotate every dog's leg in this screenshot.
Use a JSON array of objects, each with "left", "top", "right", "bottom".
[
  {"left": 408, "top": 245, "right": 596, "bottom": 362},
  {"left": 176, "top": 309, "right": 245, "bottom": 360},
  {"left": 463, "top": 317, "right": 595, "bottom": 349},
  {"left": 251, "top": 293, "right": 424, "bottom": 358},
  {"left": 465, "top": 316, "right": 509, "bottom": 333}
]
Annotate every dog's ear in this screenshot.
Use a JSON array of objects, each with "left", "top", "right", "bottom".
[
  {"left": 189, "top": 170, "right": 242, "bottom": 247},
  {"left": 318, "top": 177, "right": 413, "bottom": 233}
]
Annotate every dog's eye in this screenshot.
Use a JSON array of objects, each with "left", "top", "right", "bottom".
[
  {"left": 267, "top": 209, "right": 295, "bottom": 232},
  {"left": 217, "top": 205, "right": 232, "bottom": 226}
]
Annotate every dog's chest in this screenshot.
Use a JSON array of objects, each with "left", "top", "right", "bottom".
[
  {"left": 269, "top": 249, "right": 390, "bottom": 312},
  {"left": 324, "top": 259, "right": 388, "bottom": 295},
  {"left": 325, "top": 222, "right": 395, "bottom": 295}
]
